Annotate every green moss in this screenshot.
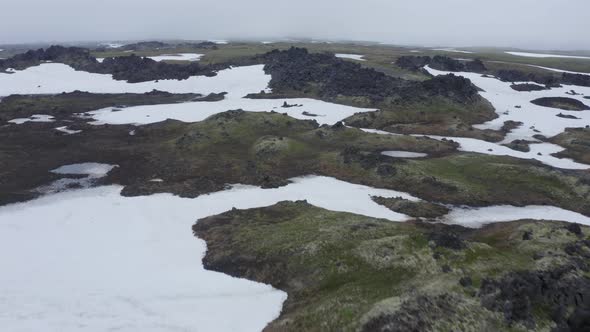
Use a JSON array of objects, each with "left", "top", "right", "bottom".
[{"left": 195, "top": 202, "right": 590, "bottom": 331}]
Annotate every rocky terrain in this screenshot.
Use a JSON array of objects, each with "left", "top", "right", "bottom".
[
  {"left": 0, "top": 45, "right": 238, "bottom": 82},
  {"left": 252, "top": 48, "right": 499, "bottom": 140},
  {"left": 531, "top": 97, "right": 590, "bottom": 111},
  {"left": 396, "top": 54, "right": 590, "bottom": 89},
  {"left": 194, "top": 201, "right": 590, "bottom": 331},
  {"left": 0, "top": 90, "right": 200, "bottom": 122},
  {"left": 1, "top": 42, "right": 590, "bottom": 332},
  {"left": 550, "top": 128, "right": 590, "bottom": 164}
]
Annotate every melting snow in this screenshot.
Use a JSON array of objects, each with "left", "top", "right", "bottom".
[
  {"left": 381, "top": 151, "right": 428, "bottom": 158},
  {"left": 51, "top": 163, "right": 117, "bottom": 177},
  {"left": 87, "top": 98, "right": 376, "bottom": 126},
  {"left": 525, "top": 64, "right": 590, "bottom": 76},
  {"left": 445, "top": 205, "right": 590, "bottom": 228},
  {"left": 8, "top": 114, "right": 54, "bottom": 124},
  {"left": 0, "top": 64, "right": 269, "bottom": 96},
  {"left": 55, "top": 126, "right": 82, "bottom": 135},
  {"left": 424, "top": 66, "right": 590, "bottom": 141},
  {"left": 432, "top": 48, "right": 474, "bottom": 54},
  {"left": 335, "top": 54, "right": 366, "bottom": 61},
  {"left": 0, "top": 64, "right": 377, "bottom": 126},
  {"left": 148, "top": 53, "right": 204, "bottom": 62},
  {"left": 506, "top": 51, "right": 590, "bottom": 59},
  {"left": 35, "top": 163, "right": 118, "bottom": 194},
  {"left": 420, "top": 65, "right": 590, "bottom": 169},
  {"left": 0, "top": 175, "right": 418, "bottom": 331}
]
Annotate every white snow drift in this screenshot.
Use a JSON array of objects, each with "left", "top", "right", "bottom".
[
  {"left": 0, "top": 175, "right": 418, "bottom": 332},
  {"left": 0, "top": 64, "right": 270, "bottom": 96},
  {"left": 55, "top": 126, "right": 82, "bottom": 135},
  {"left": 36, "top": 163, "right": 118, "bottom": 194},
  {"left": 8, "top": 114, "right": 55, "bottom": 124},
  {"left": 432, "top": 48, "right": 474, "bottom": 54},
  {"left": 506, "top": 51, "right": 590, "bottom": 60},
  {"left": 0, "top": 64, "right": 376, "bottom": 126},
  {"left": 381, "top": 151, "right": 427, "bottom": 158},
  {"left": 335, "top": 54, "right": 366, "bottom": 61},
  {"left": 148, "top": 53, "right": 204, "bottom": 62},
  {"left": 87, "top": 98, "right": 375, "bottom": 126},
  {"left": 422, "top": 65, "right": 590, "bottom": 170},
  {"left": 445, "top": 205, "right": 590, "bottom": 228},
  {"left": 51, "top": 162, "right": 117, "bottom": 177}
]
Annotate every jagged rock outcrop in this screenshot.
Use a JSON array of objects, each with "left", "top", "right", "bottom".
[
  {"left": 496, "top": 69, "right": 561, "bottom": 87},
  {"left": 0, "top": 45, "right": 229, "bottom": 83},
  {"left": 262, "top": 48, "right": 481, "bottom": 105},
  {"left": 396, "top": 55, "right": 487, "bottom": 73},
  {"left": 562, "top": 72, "right": 590, "bottom": 87},
  {"left": 395, "top": 55, "right": 431, "bottom": 71}
]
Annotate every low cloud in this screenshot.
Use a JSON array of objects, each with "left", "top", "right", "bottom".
[{"left": 1, "top": 0, "right": 589, "bottom": 50}]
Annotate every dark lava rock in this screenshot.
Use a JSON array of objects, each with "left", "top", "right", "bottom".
[
  {"left": 372, "top": 196, "right": 450, "bottom": 219},
  {"left": 396, "top": 55, "right": 486, "bottom": 73},
  {"left": 522, "top": 230, "right": 533, "bottom": 240},
  {"left": 566, "top": 223, "right": 583, "bottom": 235},
  {"left": 430, "top": 55, "right": 466, "bottom": 72},
  {"left": 496, "top": 69, "right": 560, "bottom": 87},
  {"left": 533, "top": 134, "right": 549, "bottom": 141},
  {"left": 510, "top": 83, "right": 547, "bottom": 92},
  {"left": 459, "top": 276, "right": 472, "bottom": 287},
  {"left": 562, "top": 72, "right": 590, "bottom": 87},
  {"left": 0, "top": 45, "right": 229, "bottom": 83},
  {"left": 361, "top": 294, "right": 458, "bottom": 332},
  {"left": 194, "top": 92, "right": 227, "bottom": 102},
  {"left": 419, "top": 73, "right": 481, "bottom": 102},
  {"left": 465, "top": 58, "right": 487, "bottom": 73},
  {"left": 531, "top": 97, "right": 590, "bottom": 111},
  {"left": 556, "top": 113, "right": 581, "bottom": 119},
  {"left": 565, "top": 89, "right": 582, "bottom": 96},
  {"left": 501, "top": 120, "right": 523, "bottom": 133},
  {"left": 99, "top": 54, "right": 218, "bottom": 83},
  {"left": 395, "top": 55, "right": 431, "bottom": 71},
  {"left": 376, "top": 164, "right": 397, "bottom": 177},
  {"left": 261, "top": 48, "right": 481, "bottom": 105},
  {"left": 479, "top": 265, "right": 590, "bottom": 330},
  {"left": 281, "top": 101, "right": 300, "bottom": 108},
  {"left": 0, "top": 45, "right": 99, "bottom": 71},
  {"left": 503, "top": 139, "right": 533, "bottom": 153},
  {"left": 331, "top": 121, "right": 345, "bottom": 129},
  {"left": 119, "top": 41, "right": 170, "bottom": 51},
  {"left": 428, "top": 231, "right": 466, "bottom": 250}
]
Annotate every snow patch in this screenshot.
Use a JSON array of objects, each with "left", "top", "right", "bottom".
[
  {"left": 432, "top": 48, "right": 474, "bottom": 54},
  {"left": 8, "top": 114, "right": 54, "bottom": 124},
  {"left": 51, "top": 163, "right": 117, "bottom": 177},
  {"left": 525, "top": 64, "right": 590, "bottom": 76},
  {"left": 148, "top": 53, "right": 204, "bottom": 62},
  {"left": 55, "top": 126, "right": 82, "bottom": 135},
  {"left": 421, "top": 65, "right": 590, "bottom": 169},
  {"left": 445, "top": 205, "right": 590, "bottom": 228},
  {"left": 506, "top": 51, "right": 590, "bottom": 59},
  {"left": 0, "top": 64, "right": 269, "bottom": 96},
  {"left": 0, "top": 175, "right": 418, "bottom": 331},
  {"left": 381, "top": 151, "right": 427, "bottom": 158},
  {"left": 335, "top": 54, "right": 366, "bottom": 61}
]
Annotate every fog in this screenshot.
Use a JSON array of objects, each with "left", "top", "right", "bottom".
[{"left": 1, "top": 0, "right": 589, "bottom": 50}]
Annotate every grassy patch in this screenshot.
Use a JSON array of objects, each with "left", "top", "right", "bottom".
[{"left": 195, "top": 201, "right": 590, "bottom": 330}]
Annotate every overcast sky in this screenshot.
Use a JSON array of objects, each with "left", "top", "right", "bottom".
[{"left": 1, "top": 0, "right": 589, "bottom": 50}]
